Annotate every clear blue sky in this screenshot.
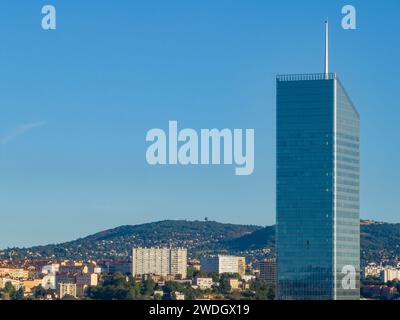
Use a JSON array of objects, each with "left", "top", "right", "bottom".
[{"left": 0, "top": 0, "right": 399, "bottom": 248}]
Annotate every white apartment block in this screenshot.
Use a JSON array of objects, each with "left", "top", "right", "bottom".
[
  {"left": 200, "top": 255, "right": 246, "bottom": 276},
  {"left": 132, "top": 247, "right": 187, "bottom": 279}
]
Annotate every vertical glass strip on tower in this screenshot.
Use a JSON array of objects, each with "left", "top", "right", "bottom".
[
  {"left": 334, "top": 79, "right": 360, "bottom": 300},
  {"left": 276, "top": 73, "right": 360, "bottom": 300}
]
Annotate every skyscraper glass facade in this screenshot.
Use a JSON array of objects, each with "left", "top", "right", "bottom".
[{"left": 276, "top": 73, "right": 360, "bottom": 300}]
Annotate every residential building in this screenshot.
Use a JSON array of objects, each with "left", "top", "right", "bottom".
[
  {"left": 200, "top": 255, "right": 245, "bottom": 276},
  {"left": 132, "top": 247, "right": 187, "bottom": 279},
  {"left": 0, "top": 267, "right": 29, "bottom": 279},
  {"left": 380, "top": 268, "right": 400, "bottom": 283}
]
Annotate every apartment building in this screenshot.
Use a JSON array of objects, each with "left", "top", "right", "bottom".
[
  {"left": 200, "top": 255, "right": 246, "bottom": 276},
  {"left": 0, "top": 267, "right": 29, "bottom": 279},
  {"left": 132, "top": 247, "right": 187, "bottom": 279}
]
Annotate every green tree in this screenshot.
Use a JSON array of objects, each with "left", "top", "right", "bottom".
[
  {"left": 140, "top": 278, "right": 155, "bottom": 296},
  {"left": 103, "top": 272, "right": 126, "bottom": 287},
  {"left": 186, "top": 267, "right": 200, "bottom": 279},
  {"left": 13, "top": 287, "right": 25, "bottom": 300},
  {"left": 32, "top": 286, "right": 47, "bottom": 299},
  {"left": 250, "top": 279, "right": 275, "bottom": 300},
  {"left": 3, "top": 282, "right": 16, "bottom": 296},
  {"left": 163, "top": 281, "right": 185, "bottom": 295}
]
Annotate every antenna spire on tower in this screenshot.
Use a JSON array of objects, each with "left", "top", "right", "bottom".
[{"left": 325, "top": 18, "right": 329, "bottom": 79}]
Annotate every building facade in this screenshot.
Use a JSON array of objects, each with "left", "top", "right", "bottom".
[
  {"left": 132, "top": 247, "right": 187, "bottom": 279},
  {"left": 57, "top": 283, "right": 77, "bottom": 299},
  {"left": 363, "top": 263, "right": 383, "bottom": 279},
  {"left": 380, "top": 268, "right": 400, "bottom": 283},
  {"left": 276, "top": 73, "right": 360, "bottom": 300},
  {"left": 0, "top": 267, "right": 29, "bottom": 279},
  {"left": 259, "top": 258, "right": 276, "bottom": 286},
  {"left": 200, "top": 255, "right": 246, "bottom": 276}
]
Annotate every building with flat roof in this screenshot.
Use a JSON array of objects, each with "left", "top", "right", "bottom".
[
  {"left": 276, "top": 72, "right": 360, "bottom": 300},
  {"left": 132, "top": 247, "right": 187, "bottom": 279},
  {"left": 200, "top": 255, "right": 245, "bottom": 276},
  {"left": 258, "top": 259, "right": 276, "bottom": 286}
]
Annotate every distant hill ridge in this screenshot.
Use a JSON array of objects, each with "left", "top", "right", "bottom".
[{"left": 1, "top": 219, "right": 399, "bottom": 264}]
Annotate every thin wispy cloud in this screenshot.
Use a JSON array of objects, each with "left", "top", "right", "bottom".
[{"left": 0, "top": 121, "right": 47, "bottom": 145}]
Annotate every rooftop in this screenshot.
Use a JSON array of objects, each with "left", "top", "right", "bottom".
[{"left": 276, "top": 73, "right": 336, "bottom": 82}]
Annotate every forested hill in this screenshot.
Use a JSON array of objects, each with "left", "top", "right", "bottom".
[{"left": 1, "top": 219, "right": 399, "bottom": 264}]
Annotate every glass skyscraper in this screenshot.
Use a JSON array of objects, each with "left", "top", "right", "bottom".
[{"left": 276, "top": 73, "right": 360, "bottom": 300}]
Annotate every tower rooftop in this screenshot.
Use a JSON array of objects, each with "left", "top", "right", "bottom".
[{"left": 276, "top": 73, "right": 336, "bottom": 82}]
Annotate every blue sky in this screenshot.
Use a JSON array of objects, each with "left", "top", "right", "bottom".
[{"left": 0, "top": 0, "right": 399, "bottom": 248}]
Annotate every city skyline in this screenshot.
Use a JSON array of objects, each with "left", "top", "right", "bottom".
[{"left": 1, "top": 0, "right": 399, "bottom": 248}]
